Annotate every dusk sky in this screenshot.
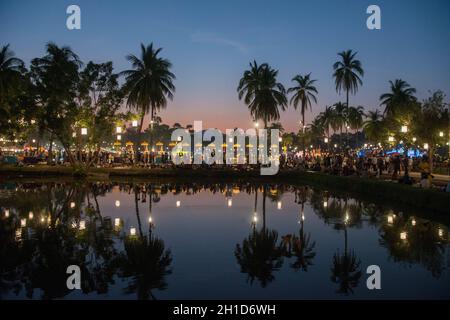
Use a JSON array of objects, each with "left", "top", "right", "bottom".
[{"left": 1, "top": 0, "right": 449, "bottom": 132}]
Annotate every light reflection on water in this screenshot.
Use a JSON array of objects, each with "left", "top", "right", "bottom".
[{"left": 0, "top": 181, "right": 449, "bottom": 300}]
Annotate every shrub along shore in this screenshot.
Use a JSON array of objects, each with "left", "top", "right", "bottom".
[{"left": 1, "top": 164, "right": 449, "bottom": 217}]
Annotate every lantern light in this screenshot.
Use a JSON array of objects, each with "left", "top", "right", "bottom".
[
  {"left": 252, "top": 215, "right": 258, "bottom": 223},
  {"left": 117, "top": 135, "right": 122, "bottom": 141},
  {"left": 70, "top": 202, "right": 76, "bottom": 209},
  {"left": 388, "top": 215, "right": 394, "bottom": 224},
  {"left": 254, "top": 122, "right": 259, "bottom": 128},
  {"left": 411, "top": 219, "right": 416, "bottom": 226},
  {"left": 277, "top": 201, "right": 282, "bottom": 210},
  {"left": 4, "top": 209, "right": 9, "bottom": 218},
  {"left": 28, "top": 211, "right": 33, "bottom": 219},
  {"left": 132, "top": 120, "right": 138, "bottom": 127},
  {"left": 79, "top": 220, "right": 86, "bottom": 230},
  {"left": 323, "top": 201, "right": 328, "bottom": 208},
  {"left": 176, "top": 200, "right": 181, "bottom": 207},
  {"left": 81, "top": 128, "right": 88, "bottom": 135},
  {"left": 115, "top": 218, "right": 120, "bottom": 227},
  {"left": 115, "top": 200, "right": 120, "bottom": 207},
  {"left": 324, "top": 137, "right": 329, "bottom": 143},
  {"left": 388, "top": 136, "right": 394, "bottom": 142},
  {"left": 423, "top": 143, "right": 429, "bottom": 150},
  {"left": 148, "top": 216, "right": 153, "bottom": 223},
  {"left": 334, "top": 144, "right": 338, "bottom": 148},
  {"left": 130, "top": 227, "right": 136, "bottom": 236},
  {"left": 21, "top": 218, "right": 26, "bottom": 227},
  {"left": 401, "top": 125, "right": 408, "bottom": 133},
  {"left": 400, "top": 232, "right": 407, "bottom": 240},
  {"left": 412, "top": 137, "right": 417, "bottom": 142},
  {"left": 439, "top": 131, "right": 444, "bottom": 137},
  {"left": 116, "top": 126, "right": 122, "bottom": 134},
  {"left": 227, "top": 199, "right": 232, "bottom": 207}
]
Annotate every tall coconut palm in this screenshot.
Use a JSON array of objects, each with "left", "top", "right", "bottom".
[
  {"left": 237, "top": 61, "right": 287, "bottom": 128},
  {"left": 380, "top": 79, "right": 416, "bottom": 116},
  {"left": 121, "top": 43, "right": 176, "bottom": 135},
  {"left": 333, "top": 102, "right": 347, "bottom": 146},
  {"left": 287, "top": 73, "right": 318, "bottom": 131},
  {"left": 0, "top": 44, "right": 24, "bottom": 98},
  {"left": 317, "top": 105, "right": 336, "bottom": 139},
  {"left": 333, "top": 50, "right": 364, "bottom": 110},
  {"left": 333, "top": 49, "right": 363, "bottom": 146}
]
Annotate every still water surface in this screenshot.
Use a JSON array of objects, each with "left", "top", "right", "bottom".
[{"left": 0, "top": 180, "right": 449, "bottom": 299}]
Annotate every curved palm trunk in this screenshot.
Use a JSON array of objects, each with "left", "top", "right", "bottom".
[{"left": 134, "top": 188, "right": 144, "bottom": 237}]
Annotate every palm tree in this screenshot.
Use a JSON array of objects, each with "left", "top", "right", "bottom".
[
  {"left": 380, "top": 79, "right": 416, "bottom": 116},
  {"left": 363, "top": 110, "right": 386, "bottom": 144},
  {"left": 333, "top": 102, "right": 347, "bottom": 146},
  {"left": 333, "top": 50, "right": 364, "bottom": 110},
  {"left": 121, "top": 43, "right": 176, "bottom": 135},
  {"left": 237, "top": 61, "right": 287, "bottom": 129},
  {"left": 347, "top": 106, "right": 364, "bottom": 147},
  {"left": 333, "top": 50, "right": 364, "bottom": 146},
  {"left": 287, "top": 73, "right": 318, "bottom": 130},
  {"left": 316, "top": 105, "right": 336, "bottom": 139},
  {"left": 0, "top": 44, "right": 24, "bottom": 98}
]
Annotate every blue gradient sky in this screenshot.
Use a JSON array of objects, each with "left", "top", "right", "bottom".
[{"left": 1, "top": 0, "right": 449, "bottom": 132}]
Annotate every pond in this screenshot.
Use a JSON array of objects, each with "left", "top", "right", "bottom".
[{"left": 0, "top": 180, "right": 449, "bottom": 299}]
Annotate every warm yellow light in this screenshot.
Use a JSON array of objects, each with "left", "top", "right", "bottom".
[
  {"left": 411, "top": 219, "right": 416, "bottom": 226},
  {"left": 41, "top": 217, "right": 45, "bottom": 223},
  {"left": 227, "top": 198, "right": 232, "bottom": 207},
  {"left": 132, "top": 120, "right": 138, "bottom": 127},
  {"left": 412, "top": 137, "right": 417, "bottom": 142},
  {"left": 28, "top": 211, "right": 33, "bottom": 219},
  {"left": 115, "top": 218, "right": 120, "bottom": 227},
  {"left": 301, "top": 213, "right": 305, "bottom": 221},
  {"left": 117, "top": 134, "right": 122, "bottom": 141},
  {"left": 400, "top": 232, "right": 407, "bottom": 240},
  {"left": 324, "top": 137, "right": 329, "bottom": 143},
  {"left": 79, "top": 220, "right": 86, "bottom": 230},
  {"left": 388, "top": 215, "right": 394, "bottom": 224},
  {"left": 438, "top": 228, "right": 444, "bottom": 237},
  {"left": 130, "top": 227, "right": 136, "bottom": 236},
  {"left": 21, "top": 218, "right": 26, "bottom": 227},
  {"left": 323, "top": 201, "right": 328, "bottom": 208},
  {"left": 4, "top": 209, "right": 9, "bottom": 218},
  {"left": 81, "top": 128, "right": 87, "bottom": 135},
  {"left": 334, "top": 144, "right": 338, "bottom": 148},
  {"left": 278, "top": 137, "right": 282, "bottom": 143},
  {"left": 32, "top": 139, "right": 36, "bottom": 143},
  {"left": 176, "top": 200, "right": 181, "bottom": 207},
  {"left": 388, "top": 136, "right": 394, "bottom": 142},
  {"left": 70, "top": 202, "right": 76, "bottom": 209},
  {"left": 401, "top": 125, "right": 408, "bottom": 133},
  {"left": 423, "top": 143, "right": 429, "bottom": 150},
  {"left": 148, "top": 216, "right": 153, "bottom": 223},
  {"left": 344, "top": 212, "right": 350, "bottom": 223},
  {"left": 439, "top": 131, "right": 444, "bottom": 137},
  {"left": 252, "top": 215, "right": 258, "bottom": 223},
  {"left": 277, "top": 201, "right": 282, "bottom": 210},
  {"left": 254, "top": 122, "right": 259, "bottom": 128},
  {"left": 115, "top": 200, "right": 120, "bottom": 207},
  {"left": 116, "top": 126, "right": 122, "bottom": 134}
]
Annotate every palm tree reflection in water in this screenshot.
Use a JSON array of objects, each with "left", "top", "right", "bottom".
[{"left": 235, "top": 185, "right": 283, "bottom": 287}]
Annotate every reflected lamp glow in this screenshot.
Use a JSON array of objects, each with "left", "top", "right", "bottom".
[
  {"left": 176, "top": 200, "right": 181, "bottom": 207},
  {"left": 115, "top": 200, "right": 120, "bottom": 207},
  {"left": 277, "top": 201, "right": 282, "bottom": 210},
  {"left": 227, "top": 198, "right": 232, "bottom": 207}
]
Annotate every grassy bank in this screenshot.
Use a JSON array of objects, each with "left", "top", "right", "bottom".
[{"left": 1, "top": 164, "right": 449, "bottom": 216}]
